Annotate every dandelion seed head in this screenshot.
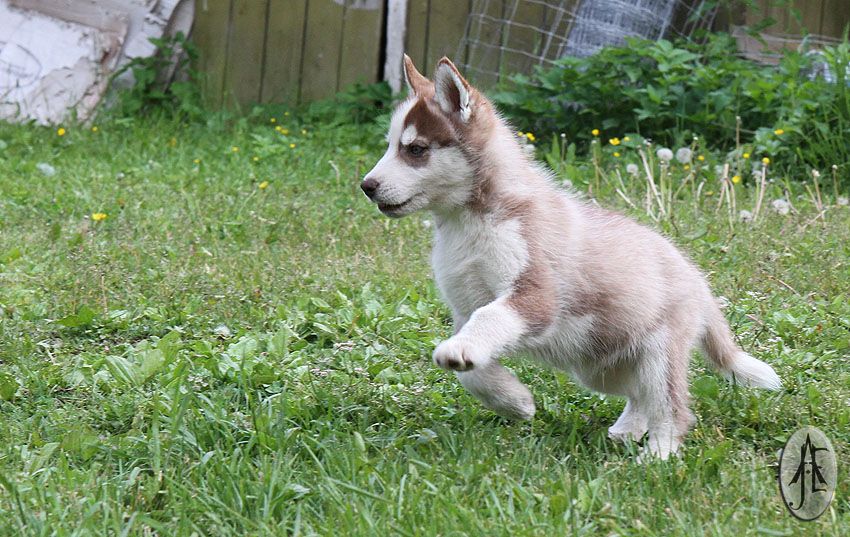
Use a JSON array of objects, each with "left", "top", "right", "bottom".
[
  {"left": 656, "top": 148, "right": 673, "bottom": 162},
  {"left": 771, "top": 198, "right": 790, "bottom": 215},
  {"left": 675, "top": 147, "right": 692, "bottom": 164}
]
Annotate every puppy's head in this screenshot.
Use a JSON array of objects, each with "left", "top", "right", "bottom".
[{"left": 361, "top": 55, "right": 486, "bottom": 217}]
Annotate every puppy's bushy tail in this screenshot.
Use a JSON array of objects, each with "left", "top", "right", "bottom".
[{"left": 701, "top": 303, "right": 782, "bottom": 390}]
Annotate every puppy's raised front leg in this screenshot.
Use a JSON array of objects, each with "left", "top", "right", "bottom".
[
  {"left": 456, "top": 362, "right": 536, "bottom": 420},
  {"left": 432, "top": 296, "right": 529, "bottom": 371}
]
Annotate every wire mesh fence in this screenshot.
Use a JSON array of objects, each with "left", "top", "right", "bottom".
[{"left": 457, "top": 0, "right": 722, "bottom": 85}]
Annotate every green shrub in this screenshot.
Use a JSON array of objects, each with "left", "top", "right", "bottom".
[
  {"left": 491, "top": 34, "right": 850, "bottom": 177},
  {"left": 303, "top": 81, "right": 394, "bottom": 126},
  {"left": 110, "top": 33, "right": 203, "bottom": 119}
]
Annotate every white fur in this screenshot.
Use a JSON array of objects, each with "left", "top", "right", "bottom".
[
  {"left": 432, "top": 215, "right": 529, "bottom": 318},
  {"left": 401, "top": 124, "right": 417, "bottom": 145},
  {"left": 725, "top": 352, "right": 783, "bottom": 390},
  {"left": 435, "top": 64, "right": 471, "bottom": 122}
]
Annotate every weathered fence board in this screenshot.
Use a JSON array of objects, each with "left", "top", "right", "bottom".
[
  {"left": 224, "top": 0, "right": 268, "bottom": 108},
  {"left": 405, "top": 0, "right": 430, "bottom": 70},
  {"left": 338, "top": 2, "right": 386, "bottom": 90},
  {"left": 261, "top": 0, "right": 307, "bottom": 103},
  {"left": 299, "top": 1, "right": 346, "bottom": 102},
  {"left": 193, "top": 0, "right": 231, "bottom": 109},
  {"left": 425, "top": 0, "right": 473, "bottom": 71},
  {"left": 820, "top": 0, "right": 850, "bottom": 39}
]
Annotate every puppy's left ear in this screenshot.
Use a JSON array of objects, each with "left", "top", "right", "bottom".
[{"left": 434, "top": 57, "right": 472, "bottom": 122}]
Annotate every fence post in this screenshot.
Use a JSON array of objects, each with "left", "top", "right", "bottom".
[{"left": 384, "top": 0, "right": 409, "bottom": 93}]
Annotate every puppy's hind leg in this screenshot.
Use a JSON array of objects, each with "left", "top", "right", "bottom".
[
  {"left": 456, "top": 361, "right": 536, "bottom": 421},
  {"left": 608, "top": 399, "right": 648, "bottom": 442},
  {"left": 641, "top": 335, "right": 696, "bottom": 460}
]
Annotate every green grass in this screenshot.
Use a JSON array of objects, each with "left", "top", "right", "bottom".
[{"left": 0, "top": 112, "right": 848, "bottom": 536}]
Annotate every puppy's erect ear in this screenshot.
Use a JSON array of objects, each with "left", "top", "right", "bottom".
[
  {"left": 434, "top": 57, "right": 472, "bottom": 122},
  {"left": 403, "top": 54, "right": 432, "bottom": 97}
]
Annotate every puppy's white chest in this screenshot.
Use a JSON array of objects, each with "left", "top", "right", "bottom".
[{"left": 431, "top": 216, "right": 528, "bottom": 317}]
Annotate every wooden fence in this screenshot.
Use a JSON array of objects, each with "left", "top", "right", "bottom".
[{"left": 192, "top": 0, "right": 850, "bottom": 109}]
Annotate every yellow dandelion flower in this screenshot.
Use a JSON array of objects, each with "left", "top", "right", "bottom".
[
  {"left": 57, "top": 127, "right": 66, "bottom": 137},
  {"left": 684, "top": 164, "right": 691, "bottom": 171},
  {"left": 301, "top": 129, "right": 307, "bottom": 135},
  {"left": 91, "top": 126, "right": 99, "bottom": 133},
  {"left": 91, "top": 212, "right": 107, "bottom": 222},
  {"left": 193, "top": 158, "right": 201, "bottom": 165},
  {"left": 623, "top": 136, "right": 630, "bottom": 142},
  {"left": 517, "top": 131, "right": 524, "bottom": 137},
  {"left": 609, "top": 137, "right": 621, "bottom": 146},
  {"left": 762, "top": 157, "right": 770, "bottom": 165},
  {"left": 289, "top": 143, "right": 296, "bottom": 149},
  {"left": 525, "top": 132, "right": 536, "bottom": 142},
  {"left": 697, "top": 155, "right": 705, "bottom": 161},
  {"left": 281, "top": 128, "right": 290, "bottom": 135},
  {"left": 613, "top": 151, "right": 621, "bottom": 157},
  {"left": 732, "top": 175, "right": 741, "bottom": 184},
  {"left": 231, "top": 146, "right": 239, "bottom": 153},
  {"left": 252, "top": 156, "right": 259, "bottom": 162},
  {"left": 774, "top": 128, "right": 784, "bottom": 135},
  {"left": 591, "top": 129, "right": 600, "bottom": 136},
  {"left": 270, "top": 118, "right": 277, "bottom": 123},
  {"left": 259, "top": 181, "right": 269, "bottom": 189},
  {"left": 284, "top": 111, "right": 290, "bottom": 116},
  {"left": 275, "top": 125, "right": 283, "bottom": 132},
  {"left": 742, "top": 152, "right": 750, "bottom": 159}
]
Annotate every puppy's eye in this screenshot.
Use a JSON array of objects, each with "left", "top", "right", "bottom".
[{"left": 407, "top": 144, "right": 427, "bottom": 156}]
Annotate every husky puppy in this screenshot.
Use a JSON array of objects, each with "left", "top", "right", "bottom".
[{"left": 361, "top": 55, "right": 781, "bottom": 458}]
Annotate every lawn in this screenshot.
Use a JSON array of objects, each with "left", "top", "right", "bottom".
[{"left": 0, "top": 112, "right": 848, "bottom": 536}]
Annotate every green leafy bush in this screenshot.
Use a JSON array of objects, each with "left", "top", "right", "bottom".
[
  {"left": 303, "top": 81, "right": 394, "bottom": 126},
  {"left": 110, "top": 33, "right": 203, "bottom": 119},
  {"left": 492, "top": 34, "right": 850, "bottom": 176}
]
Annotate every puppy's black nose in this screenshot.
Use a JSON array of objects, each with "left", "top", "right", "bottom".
[{"left": 361, "top": 177, "right": 379, "bottom": 199}]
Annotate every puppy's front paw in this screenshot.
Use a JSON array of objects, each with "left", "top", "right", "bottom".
[{"left": 432, "top": 337, "right": 487, "bottom": 371}]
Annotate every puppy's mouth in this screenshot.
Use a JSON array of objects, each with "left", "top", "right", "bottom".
[{"left": 377, "top": 194, "right": 421, "bottom": 217}]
